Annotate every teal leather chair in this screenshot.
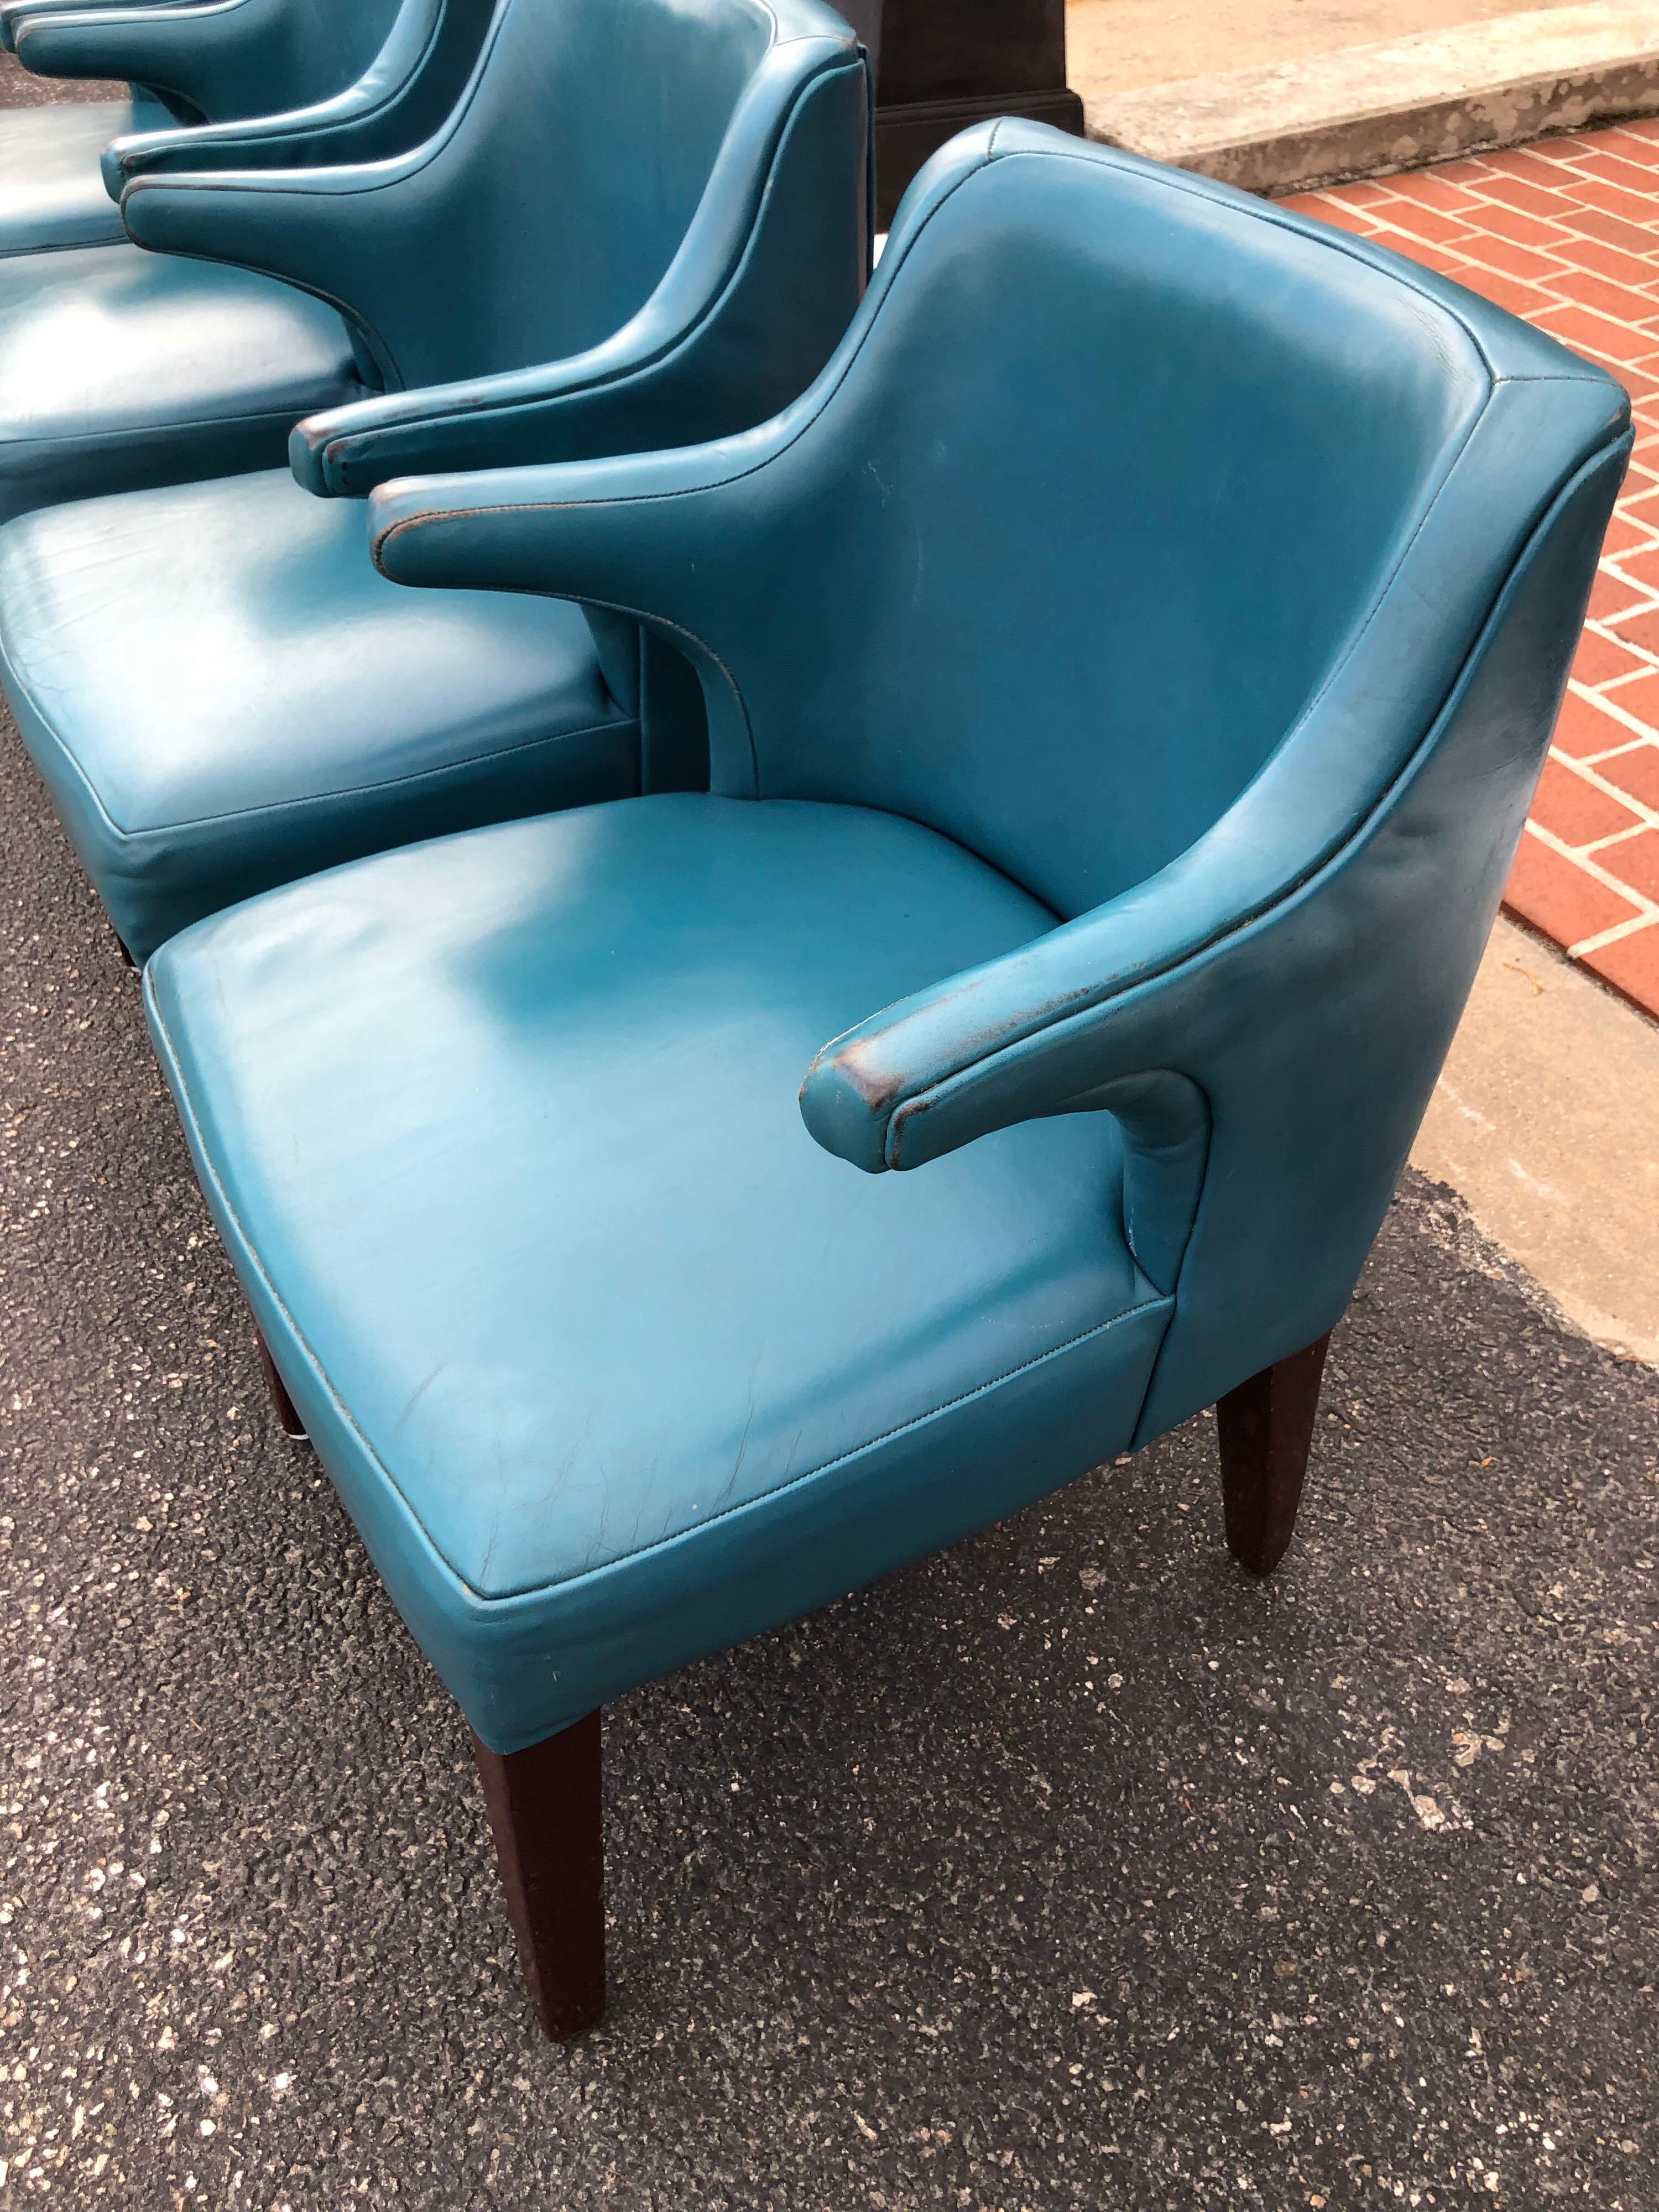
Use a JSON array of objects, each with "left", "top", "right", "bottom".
[
  {"left": 0, "top": 0, "right": 870, "bottom": 961},
  {"left": 143, "top": 127, "right": 1626, "bottom": 2039},
  {"left": 0, "top": 0, "right": 418, "bottom": 253}
]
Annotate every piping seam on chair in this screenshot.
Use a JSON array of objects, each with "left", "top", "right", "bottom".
[
  {"left": 147, "top": 966, "right": 1170, "bottom": 1609},
  {"left": 0, "top": 234, "right": 128, "bottom": 260}
]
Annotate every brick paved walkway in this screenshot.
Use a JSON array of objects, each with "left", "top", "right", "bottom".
[{"left": 1284, "top": 121, "right": 1659, "bottom": 1024}]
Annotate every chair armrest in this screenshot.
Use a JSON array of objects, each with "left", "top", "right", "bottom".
[
  {"left": 121, "top": 146, "right": 435, "bottom": 387},
  {"left": 0, "top": 0, "right": 186, "bottom": 60},
  {"left": 13, "top": 0, "right": 293, "bottom": 114},
  {"left": 101, "top": 0, "right": 484, "bottom": 195}
]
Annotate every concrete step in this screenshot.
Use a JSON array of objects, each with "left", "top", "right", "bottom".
[{"left": 1078, "top": 0, "right": 1659, "bottom": 194}]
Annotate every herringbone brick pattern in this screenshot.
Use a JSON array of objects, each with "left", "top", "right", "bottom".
[{"left": 1284, "top": 122, "right": 1659, "bottom": 1022}]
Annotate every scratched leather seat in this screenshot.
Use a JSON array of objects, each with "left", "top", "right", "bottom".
[
  {"left": 142, "top": 129, "right": 1626, "bottom": 2037},
  {"left": 0, "top": 0, "right": 422, "bottom": 255},
  {"left": 0, "top": 0, "right": 870, "bottom": 958}
]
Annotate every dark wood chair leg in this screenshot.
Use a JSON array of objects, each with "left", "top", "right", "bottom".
[
  {"left": 470, "top": 1710, "right": 606, "bottom": 2042},
  {"left": 1215, "top": 1332, "right": 1332, "bottom": 1576},
  {"left": 254, "top": 1331, "right": 307, "bottom": 1442}
]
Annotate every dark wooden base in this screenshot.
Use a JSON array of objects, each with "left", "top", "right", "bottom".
[
  {"left": 254, "top": 1331, "right": 307, "bottom": 1443},
  {"left": 1215, "top": 1333, "right": 1332, "bottom": 1576},
  {"left": 471, "top": 1712, "right": 606, "bottom": 2041}
]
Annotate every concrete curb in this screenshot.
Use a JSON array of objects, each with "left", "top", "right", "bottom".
[{"left": 1079, "top": 1, "right": 1659, "bottom": 196}]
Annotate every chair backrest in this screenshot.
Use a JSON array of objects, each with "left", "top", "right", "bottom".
[{"left": 710, "top": 129, "right": 1538, "bottom": 922}]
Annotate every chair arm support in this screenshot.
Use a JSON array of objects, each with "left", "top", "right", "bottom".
[{"left": 106, "top": 104, "right": 400, "bottom": 200}]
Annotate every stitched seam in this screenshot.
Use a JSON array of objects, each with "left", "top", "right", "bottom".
[
  {"left": 144, "top": 1010, "right": 1173, "bottom": 1611},
  {"left": 0, "top": 233, "right": 127, "bottom": 260}
]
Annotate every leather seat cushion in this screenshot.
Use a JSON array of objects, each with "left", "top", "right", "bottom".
[
  {"left": 0, "top": 468, "right": 637, "bottom": 957},
  {"left": 0, "top": 244, "right": 361, "bottom": 523},
  {"left": 0, "top": 101, "right": 132, "bottom": 255},
  {"left": 145, "top": 795, "right": 1173, "bottom": 1749}
]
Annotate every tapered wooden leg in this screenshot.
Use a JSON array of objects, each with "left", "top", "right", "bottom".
[
  {"left": 470, "top": 1710, "right": 606, "bottom": 2042},
  {"left": 254, "top": 1331, "right": 307, "bottom": 1442},
  {"left": 1215, "top": 1333, "right": 1332, "bottom": 1576}
]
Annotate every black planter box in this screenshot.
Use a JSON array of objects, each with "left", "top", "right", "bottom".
[{"left": 841, "top": 0, "right": 1085, "bottom": 227}]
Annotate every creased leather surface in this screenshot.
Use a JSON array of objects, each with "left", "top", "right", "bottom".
[{"left": 147, "top": 796, "right": 1167, "bottom": 1749}]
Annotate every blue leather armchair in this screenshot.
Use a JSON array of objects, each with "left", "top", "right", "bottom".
[
  {"left": 0, "top": 0, "right": 414, "bottom": 254},
  {"left": 143, "top": 126, "right": 1625, "bottom": 2038},
  {"left": 0, "top": 0, "right": 870, "bottom": 961}
]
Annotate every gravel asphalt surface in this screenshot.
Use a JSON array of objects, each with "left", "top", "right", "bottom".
[{"left": 1, "top": 52, "right": 1657, "bottom": 2209}]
